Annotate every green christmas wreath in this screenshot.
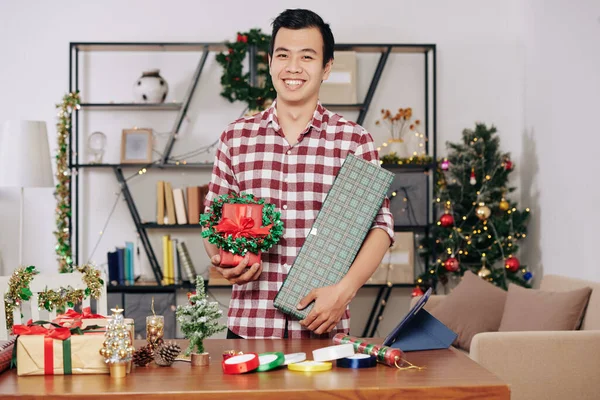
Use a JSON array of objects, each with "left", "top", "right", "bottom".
[
  {"left": 200, "top": 192, "right": 284, "bottom": 256},
  {"left": 215, "top": 28, "right": 276, "bottom": 112}
]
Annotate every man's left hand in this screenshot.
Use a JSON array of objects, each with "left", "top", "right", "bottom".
[{"left": 296, "top": 284, "right": 354, "bottom": 335}]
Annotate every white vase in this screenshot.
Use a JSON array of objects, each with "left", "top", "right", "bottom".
[
  {"left": 133, "top": 69, "right": 169, "bottom": 103},
  {"left": 384, "top": 138, "right": 411, "bottom": 159}
]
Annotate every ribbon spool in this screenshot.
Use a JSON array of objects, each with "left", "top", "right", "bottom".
[
  {"left": 312, "top": 343, "right": 355, "bottom": 362},
  {"left": 336, "top": 353, "right": 377, "bottom": 369},
  {"left": 222, "top": 353, "right": 260, "bottom": 374},
  {"left": 287, "top": 361, "right": 332, "bottom": 372},
  {"left": 256, "top": 352, "right": 285, "bottom": 372},
  {"left": 283, "top": 352, "right": 307, "bottom": 365}
]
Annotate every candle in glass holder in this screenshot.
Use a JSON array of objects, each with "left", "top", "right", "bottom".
[{"left": 146, "top": 315, "right": 164, "bottom": 349}]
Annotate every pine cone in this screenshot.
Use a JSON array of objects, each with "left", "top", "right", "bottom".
[
  {"left": 132, "top": 345, "right": 154, "bottom": 367},
  {"left": 154, "top": 341, "right": 181, "bottom": 366}
]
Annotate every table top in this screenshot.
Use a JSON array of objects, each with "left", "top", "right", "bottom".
[{"left": 0, "top": 338, "right": 509, "bottom": 399}]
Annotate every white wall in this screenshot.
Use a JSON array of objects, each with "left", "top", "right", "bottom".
[
  {"left": 521, "top": 0, "right": 600, "bottom": 283},
  {"left": 1, "top": 0, "right": 596, "bottom": 337}
]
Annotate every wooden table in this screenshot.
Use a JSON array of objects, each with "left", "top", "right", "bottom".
[{"left": 0, "top": 339, "right": 509, "bottom": 399}]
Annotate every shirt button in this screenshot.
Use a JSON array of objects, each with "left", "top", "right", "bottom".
[
  {"left": 282, "top": 204, "right": 288, "bottom": 210},
  {"left": 287, "top": 150, "right": 292, "bottom": 155},
  {"left": 284, "top": 177, "right": 288, "bottom": 183},
  {"left": 283, "top": 264, "right": 289, "bottom": 269}
]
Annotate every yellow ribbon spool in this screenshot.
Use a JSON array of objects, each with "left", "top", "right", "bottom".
[{"left": 287, "top": 361, "right": 333, "bottom": 372}]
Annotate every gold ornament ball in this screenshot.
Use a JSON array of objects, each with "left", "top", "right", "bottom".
[
  {"left": 118, "top": 349, "right": 127, "bottom": 358},
  {"left": 149, "top": 327, "right": 157, "bottom": 335},
  {"left": 117, "top": 331, "right": 125, "bottom": 339},
  {"left": 112, "top": 341, "right": 120, "bottom": 349},
  {"left": 103, "top": 341, "right": 109, "bottom": 348},
  {"left": 124, "top": 339, "right": 131, "bottom": 347},
  {"left": 104, "top": 349, "right": 113, "bottom": 358},
  {"left": 150, "top": 318, "right": 157, "bottom": 326},
  {"left": 156, "top": 323, "right": 163, "bottom": 330},
  {"left": 499, "top": 198, "right": 510, "bottom": 211},
  {"left": 475, "top": 203, "right": 492, "bottom": 220},
  {"left": 99, "top": 348, "right": 106, "bottom": 357},
  {"left": 478, "top": 266, "right": 492, "bottom": 278}
]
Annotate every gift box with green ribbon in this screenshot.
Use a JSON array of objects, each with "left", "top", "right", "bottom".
[{"left": 13, "top": 319, "right": 108, "bottom": 376}]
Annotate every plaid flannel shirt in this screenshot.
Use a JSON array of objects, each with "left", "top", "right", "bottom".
[{"left": 204, "top": 101, "right": 395, "bottom": 338}]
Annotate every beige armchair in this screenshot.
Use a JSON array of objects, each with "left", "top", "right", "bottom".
[{"left": 412, "top": 274, "right": 600, "bottom": 400}]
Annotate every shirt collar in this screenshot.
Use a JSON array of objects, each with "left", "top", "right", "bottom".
[{"left": 266, "top": 99, "right": 325, "bottom": 136}]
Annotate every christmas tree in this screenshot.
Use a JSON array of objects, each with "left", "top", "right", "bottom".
[
  {"left": 176, "top": 276, "right": 226, "bottom": 356},
  {"left": 99, "top": 306, "right": 134, "bottom": 377},
  {"left": 416, "top": 123, "right": 532, "bottom": 293}
]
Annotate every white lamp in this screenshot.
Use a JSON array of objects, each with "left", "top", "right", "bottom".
[{"left": 0, "top": 120, "right": 54, "bottom": 267}]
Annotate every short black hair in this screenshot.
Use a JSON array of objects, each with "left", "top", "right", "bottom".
[{"left": 269, "top": 9, "right": 335, "bottom": 68}]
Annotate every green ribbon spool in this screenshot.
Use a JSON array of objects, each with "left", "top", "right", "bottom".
[{"left": 256, "top": 352, "right": 285, "bottom": 372}]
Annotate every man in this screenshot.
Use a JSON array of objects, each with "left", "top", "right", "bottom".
[{"left": 203, "top": 9, "right": 394, "bottom": 339}]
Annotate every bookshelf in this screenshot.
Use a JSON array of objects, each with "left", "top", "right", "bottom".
[{"left": 68, "top": 41, "right": 437, "bottom": 337}]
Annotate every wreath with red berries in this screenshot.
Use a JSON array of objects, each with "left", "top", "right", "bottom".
[
  {"left": 215, "top": 28, "right": 276, "bottom": 112},
  {"left": 200, "top": 192, "right": 284, "bottom": 256}
]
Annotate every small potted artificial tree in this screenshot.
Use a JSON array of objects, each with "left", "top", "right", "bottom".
[{"left": 176, "top": 276, "right": 226, "bottom": 366}]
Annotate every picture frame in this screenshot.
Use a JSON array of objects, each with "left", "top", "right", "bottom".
[{"left": 120, "top": 128, "right": 153, "bottom": 164}]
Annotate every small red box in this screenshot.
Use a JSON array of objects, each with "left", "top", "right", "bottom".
[{"left": 218, "top": 203, "right": 264, "bottom": 267}]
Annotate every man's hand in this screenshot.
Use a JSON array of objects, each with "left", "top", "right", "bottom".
[
  {"left": 212, "top": 254, "right": 262, "bottom": 285},
  {"left": 296, "top": 284, "right": 354, "bottom": 335}
]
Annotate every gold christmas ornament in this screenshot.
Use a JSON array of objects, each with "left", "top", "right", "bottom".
[
  {"left": 478, "top": 266, "right": 492, "bottom": 278},
  {"left": 475, "top": 203, "right": 491, "bottom": 220},
  {"left": 499, "top": 198, "right": 510, "bottom": 211}
]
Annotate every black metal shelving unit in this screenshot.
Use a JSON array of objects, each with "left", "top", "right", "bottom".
[{"left": 68, "top": 42, "right": 436, "bottom": 337}]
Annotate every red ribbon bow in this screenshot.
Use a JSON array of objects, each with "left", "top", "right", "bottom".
[
  {"left": 215, "top": 216, "right": 272, "bottom": 239},
  {"left": 56, "top": 307, "right": 104, "bottom": 321},
  {"left": 13, "top": 320, "right": 71, "bottom": 341}
]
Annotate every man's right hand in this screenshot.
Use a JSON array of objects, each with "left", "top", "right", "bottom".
[{"left": 212, "top": 254, "right": 262, "bottom": 285}]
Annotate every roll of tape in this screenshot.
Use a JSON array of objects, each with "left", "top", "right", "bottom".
[
  {"left": 222, "top": 353, "right": 260, "bottom": 374},
  {"left": 312, "top": 343, "right": 355, "bottom": 362},
  {"left": 284, "top": 352, "right": 307, "bottom": 365},
  {"left": 256, "top": 352, "right": 285, "bottom": 372},
  {"left": 287, "top": 361, "right": 332, "bottom": 372},
  {"left": 336, "top": 353, "right": 377, "bottom": 369}
]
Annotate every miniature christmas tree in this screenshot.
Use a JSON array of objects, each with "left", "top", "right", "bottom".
[
  {"left": 99, "top": 306, "right": 135, "bottom": 377},
  {"left": 176, "top": 276, "right": 226, "bottom": 358}
]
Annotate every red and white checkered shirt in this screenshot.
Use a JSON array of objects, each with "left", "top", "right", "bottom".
[{"left": 204, "top": 101, "right": 395, "bottom": 339}]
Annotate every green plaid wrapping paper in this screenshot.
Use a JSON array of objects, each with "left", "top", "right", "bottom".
[{"left": 274, "top": 154, "right": 395, "bottom": 320}]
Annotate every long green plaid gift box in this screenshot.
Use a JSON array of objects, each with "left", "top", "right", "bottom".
[{"left": 274, "top": 154, "right": 395, "bottom": 320}]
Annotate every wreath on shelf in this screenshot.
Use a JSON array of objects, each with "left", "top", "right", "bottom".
[
  {"left": 4, "top": 264, "right": 104, "bottom": 331},
  {"left": 215, "top": 29, "right": 276, "bottom": 112},
  {"left": 200, "top": 192, "right": 284, "bottom": 256},
  {"left": 55, "top": 91, "right": 81, "bottom": 273}
]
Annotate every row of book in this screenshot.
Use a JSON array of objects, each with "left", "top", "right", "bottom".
[
  {"left": 162, "top": 235, "right": 198, "bottom": 285},
  {"left": 107, "top": 242, "right": 140, "bottom": 286},
  {"left": 156, "top": 181, "right": 209, "bottom": 225}
]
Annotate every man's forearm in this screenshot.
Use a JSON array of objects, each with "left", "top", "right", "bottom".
[{"left": 338, "top": 228, "right": 391, "bottom": 298}]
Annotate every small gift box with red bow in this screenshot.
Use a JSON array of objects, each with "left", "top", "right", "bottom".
[
  {"left": 201, "top": 192, "right": 284, "bottom": 268},
  {"left": 53, "top": 307, "right": 135, "bottom": 341},
  {"left": 13, "top": 319, "right": 107, "bottom": 376}
]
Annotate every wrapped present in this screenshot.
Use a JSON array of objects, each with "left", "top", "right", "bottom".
[
  {"left": 53, "top": 307, "right": 135, "bottom": 341},
  {"left": 274, "top": 154, "right": 394, "bottom": 319},
  {"left": 215, "top": 203, "right": 269, "bottom": 267},
  {"left": 13, "top": 321, "right": 108, "bottom": 376},
  {"left": 0, "top": 339, "right": 16, "bottom": 374}
]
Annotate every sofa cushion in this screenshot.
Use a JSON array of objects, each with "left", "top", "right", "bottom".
[
  {"left": 541, "top": 275, "right": 600, "bottom": 330},
  {"left": 498, "top": 283, "right": 592, "bottom": 332},
  {"left": 429, "top": 270, "right": 507, "bottom": 352}
]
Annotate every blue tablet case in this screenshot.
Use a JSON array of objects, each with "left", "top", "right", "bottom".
[{"left": 382, "top": 288, "right": 458, "bottom": 352}]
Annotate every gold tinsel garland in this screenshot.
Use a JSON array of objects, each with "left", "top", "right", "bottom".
[
  {"left": 4, "top": 265, "right": 38, "bottom": 332},
  {"left": 4, "top": 264, "right": 104, "bottom": 331},
  {"left": 54, "top": 92, "right": 81, "bottom": 273}
]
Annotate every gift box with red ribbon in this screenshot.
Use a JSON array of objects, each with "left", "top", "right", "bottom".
[
  {"left": 13, "top": 319, "right": 108, "bottom": 376},
  {"left": 215, "top": 203, "right": 272, "bottom": 267},
  {"left": 53, "top": 307, "right": 134, "bottom": 340}
]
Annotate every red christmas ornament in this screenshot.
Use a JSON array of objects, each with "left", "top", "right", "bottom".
[
  {"left": 444, "top": 257, "right": 459, "bottom": 272},
  {"left": 469, "top": 168, "right": 476, "bottom": 185},
  {"left": 237, "top": 34, "right": 248, "bottom": 43},
  {"left": 439, "top": 212, "right": 454, "bottom": 227},
  {"left": 505, "top": 256, "right": 520, "bottom": 272},
  {"left": 411, "top": 287, "right": 424, "bottom": 297},
  {"left": 441, "top": 158, "right": 450, "bottom": 171},
  {"left": 504, "top": 159, "right": 513, "bottom": 171}
]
